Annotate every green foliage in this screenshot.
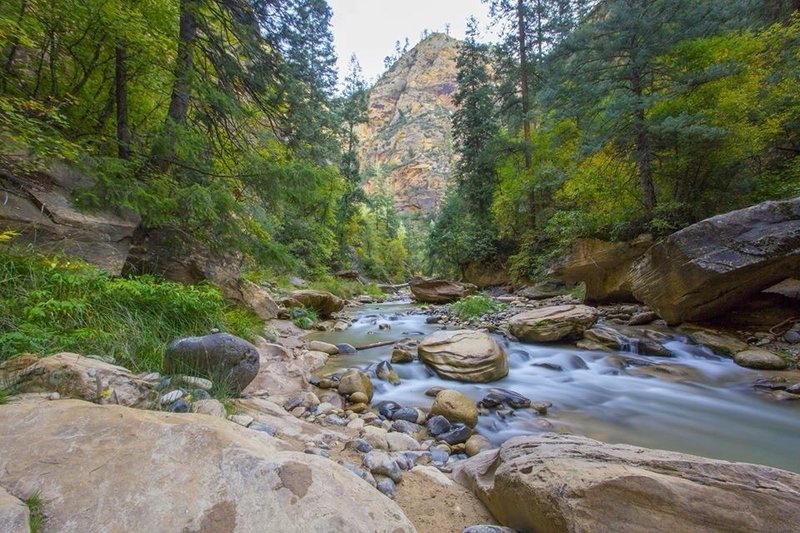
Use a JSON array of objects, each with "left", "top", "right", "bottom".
[
  {"left": 0, "top": 248, "right": 262, "bottom": 371},
  {"left": 289, "top": 307, "right": 318, "bottom": 330},
  {"left": 449, "top": 294, "right": 505, "bottom": 319}
]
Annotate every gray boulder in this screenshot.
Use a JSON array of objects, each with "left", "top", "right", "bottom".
[
  {"left": 164, "top": 332, "right": 259, "bottom": 394},
  {"left": 629, "top": 198, "right": 800, "bottom": 324}
]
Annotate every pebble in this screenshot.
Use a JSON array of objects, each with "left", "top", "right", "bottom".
[
  {"left": 191, "top": 389, "right": 211, "bottom": 401},
  {"left": 159, "top": 389, "right": 184, "bottom": 405},
  {"left": 347, "top": 418, "right": 365, "bottom": 430},
  {"left": 391, "top": 420, "right": 423, "bottom": 435},
  {"left": 386, "top": 431, "right": 422, "bottom": 451},
  {"left": 375, "top": 476, "right": 396, "bottom": 499},
  {"left": 141, "top": 372, "right": 161, "bottom": 382},
  {"left": 316, "top": 402, "right": 336, "bottom": 415},
  {"left": 176, "top": 375, "right": 213, "bottom": 391},
  {"left": 363, "top": 451, "right": 402, "bottom": 482},
  {"left": 424, "top": 386, "right": 445, "bottom": 397},
  {"left": 438, "top": 423, "right": 472, "bottom": 445},
  {"left": 429, "top": 448, "right": 449, "bottom": 464},
  {"left": 349, "top": 391, "right": 369, "bottom": 404},
  {"left": 349, "top": 402, "right": 368, "bottom": 413},
  {"left": 426, "top": 415, "right": 451, "bottom": 438},
  {"left": 391, "top": 407, "right": 421, "bottom": 423},
  {"left": 305, "top": 447, "right": 330, "bottom": 458},
  {"left": 351, "top": 438, "right": 373, "bottom": 453},
  {"left": 361, "top": 426, "right": 389, "bottom": 450},
  {"left": 340, "top": 462, "right": 377, "bottom": 487},
  {"left": 317, "top": 378, "right": 333, "bottom": 389},
  {"left": 324, "top": 414, "right": 348, "bottom": 426},
  {"left": 784, "top": 330, "right": 800, "bottom": 344},
  {"left": 168, "top": 400, "right": 191, "bottom": 413},
  {"left": 375, "top": 400, "right": 402, "bottom": 419}
]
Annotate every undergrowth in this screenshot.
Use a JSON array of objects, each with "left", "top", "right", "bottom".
[
  {"left": 0, "top": 247, "right": 262, "bottom": 372},
  {"left": 25, "top": 491, "right": 45, "bottom": 533},
  {"left": 449, "top": 294, "right": 505, "bottom": 319},
  {"left": 289, "top": 306, "right": 318, "bottom": 329}
]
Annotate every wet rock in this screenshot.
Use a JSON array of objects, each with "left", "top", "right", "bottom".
[
  {"left": 438, "top": 423, "right": 472, "bottom": 445},
  {"left": 426, "top": 415, "right": 452, "bottom": 438},
  {"left": 581, "top": 326, "right": 671, "bottom": 356},
  {"left": 164, "top": 332, "right": 259, "bottom": 394},
  {"left": 629, "top": 364, "right": 703, "bottom": 382},
  {"left": 424, "top": 386, "right": 446, "bottom": 398},
  {"left": 307, "top": 341, "right": 339, "bottom": 355},
  {"left": 336, "top": 343, "right": 357, "bottom": 355},
  {"left": 478, "top": 388, "right": 531, "bottom": 409},
  {"left": 375, "top": 400, "right": 402, "bottom": 419},
  {"left": 410, "top": 278, "right": 477, "bottom": 303},
  {"left": 629, "top": 198, "right": 800, "bottom": 324},
  {"left": 418, "top": 330, "right": 508, "bottom": 383},
  {"left": 363, "top": 451, "right": 403, "bottom": 483},
  {"left": 734, "top": 349, "right": 788, "bottom": 370},
  {"left": 337, "top": 369, "right": 374, "bottom": 401},
  {"left": 391, "top": 348, "right": 415, "bottom": 364},
  {"left": 376, "top": 361, "right": 400, "bottom": 385},
  {"left": 509, "top": 305, "right": 599, "bottom": 342},
  {"left": 627, "top": 311, "right": 659, "bottom": 325},
  {"left": 454, "top": 433, "right": 800, "bottom": 533},
  {"left": 678, "top": 325, "right": 748, "bottom": 356},
  {"left": 431, "top": 389, "right": 478, "bottom": 427},
  {"left": 391, "top": 407, "right": 421, "bottom": 423}
]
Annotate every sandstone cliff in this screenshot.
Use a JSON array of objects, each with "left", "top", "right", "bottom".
[{"left": 358, "top": 33, "right": 459, "bottom": 215}]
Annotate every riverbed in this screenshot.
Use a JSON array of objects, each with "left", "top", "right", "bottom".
[{"left": 310, "top": 300, "right": 800, "bottom": 473}]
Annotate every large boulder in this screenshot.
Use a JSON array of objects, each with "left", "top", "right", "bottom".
[
  {"left": 164, "top": 332, "right": 260, "bottom": 394},
  {"left": 454, "top": 433, "right": 800, "bottom": 533},
  {"left": 0, "top": 400, "right": 414, "bottom": 533},
  {"left": 418, "top": 330, "right": 508, "bottom": 383},
  {"left": 550, "top": 235, "right": 653, "bottom": 303},
  {"left": 509, "top": 305, "right": 599, "bottom": 343},
  {"left": 629, "top": 198, "right": 800, "bottom": 324},
  {"left": 409, "top": 278, "right": 477, "bottom": 303},
  {"left": 0, "top": 353, "right": 154, "bottom": 407},
  {"left": 1, "top": 162, "right": 139, "bottom": 275},
  {"left": 288, "top": 290, "right": 345, "bottom": 318}
]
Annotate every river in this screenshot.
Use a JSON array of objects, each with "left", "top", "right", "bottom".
[{"left": 310, "top": 300, "right": 800, "bottom": 473}]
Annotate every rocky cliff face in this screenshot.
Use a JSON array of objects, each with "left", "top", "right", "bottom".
[{"left": 358, "top": 33, "right": 459, "bottom": 215}]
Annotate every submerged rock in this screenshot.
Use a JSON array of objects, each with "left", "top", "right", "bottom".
[
  {"left": 418, "top": 330, "right": 508, "bottom": 383},
  {"left": 454, "top": 433, "right": 800, "bottom": 533}
]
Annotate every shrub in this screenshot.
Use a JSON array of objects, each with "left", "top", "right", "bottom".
[
  {"left": 0, "top": 248, "right": 262, "bottom": 371},
  {"left": 288, "top": 306, "right": 318, "bottom": 329},
  {"left": 449, "top": 294, "right": 504, "bottom": 319}
]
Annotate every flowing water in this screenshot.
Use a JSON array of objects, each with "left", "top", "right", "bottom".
[{"left": 310, "top": 301, "right": 800, "bottom": 473}]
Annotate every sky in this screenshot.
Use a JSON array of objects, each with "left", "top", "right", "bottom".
[{"left": 328, "top": 0, "right": 493, "bottom": 87}]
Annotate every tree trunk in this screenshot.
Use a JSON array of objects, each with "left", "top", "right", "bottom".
[
  {"left": 115, "top": 42, "right": 131, "bottom": 159},
  {"left": 517, "top": 0, "right": 532, "bottom": 169},
  {"left": 631, "top": 68, "right": 656, "bottom": 216},
  {"left": 1, "top": 0, "right": 28, "bottom": 91},
  {"left": 153, "top": 0, "right": 196, "bottom": 169}
]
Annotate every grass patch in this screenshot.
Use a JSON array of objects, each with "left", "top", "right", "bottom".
[
  {"left": 449, "top": 294, "right": 505, "bottom": 319},
  {"left": 0, "top": 247, "right": 263, "bottom": 372},
  {"left": 25, "top": 491, "right": 45, "bottom": 533},
  {"left": 288, "top": 306, "right": 318, "bottom": 329}
]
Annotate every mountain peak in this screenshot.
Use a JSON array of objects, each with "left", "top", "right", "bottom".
[{"left": 357, "top": 33, "right": 460, "bottom": 215}]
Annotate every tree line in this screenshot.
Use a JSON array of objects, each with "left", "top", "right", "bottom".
[
  {"left": 429, "top": 0, "right": 800, "bottom": 281},
  {"left": 0, "top": 0, "right": 409, "bottom": 281}
]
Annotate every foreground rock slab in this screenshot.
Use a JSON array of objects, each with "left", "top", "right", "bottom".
[
  {"left": 410, "top": 278, "right": 477, "bottom": 303},
  {"left": 0, "top": 400, "right": 415, "bottom": 533},
  {"left": 418, "top": 330, "right": 508, "bottom": 383},
  {"left": 0, "top": 487, "right": 28, "bottom": 533},
  {"left": 454, "top": 433, "right": 800, "bottom": 533},
  {"left": 629, "top": 197, "right": 800, "bottom": 324}
]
